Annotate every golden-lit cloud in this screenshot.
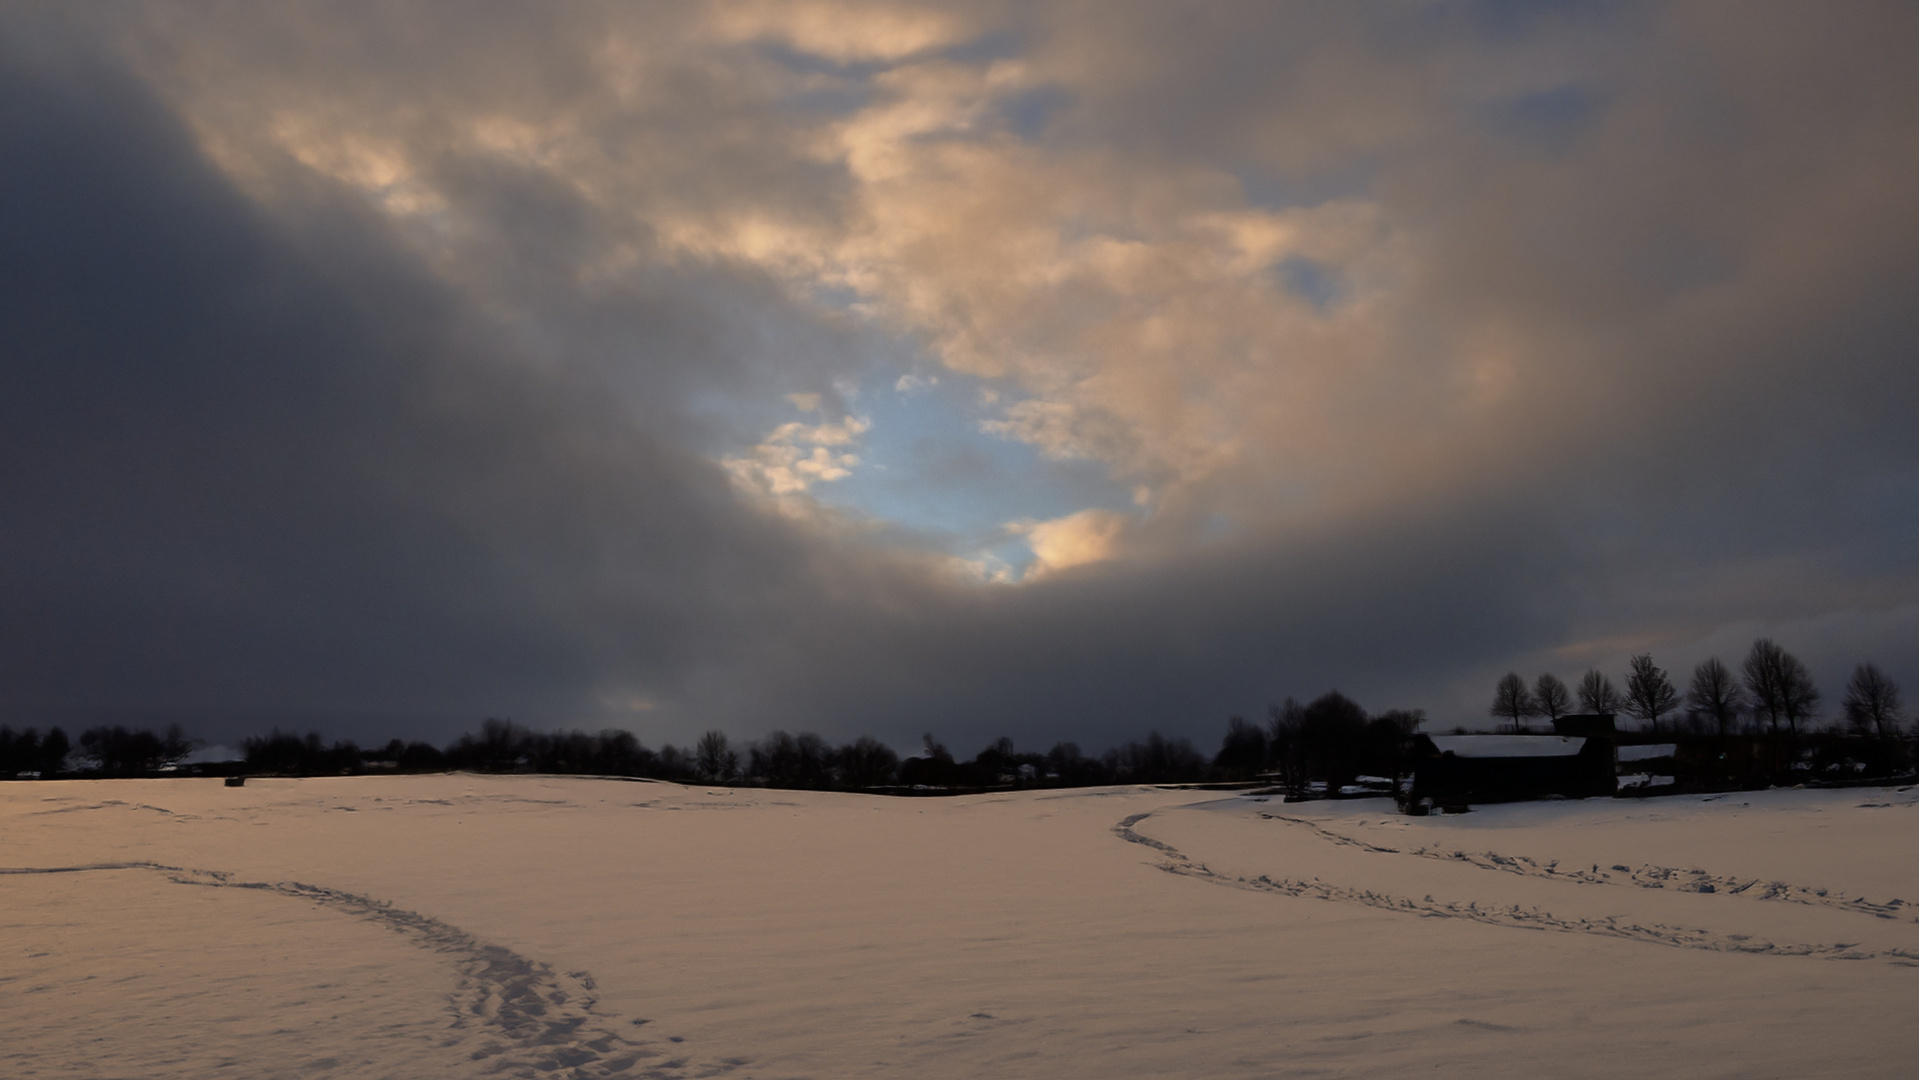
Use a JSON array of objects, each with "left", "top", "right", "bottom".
[
  {"left": 724, "top": 413, "right": 872, "bottom": 497},
  {"left": 98, "top": 3, "right": 1919, "bottom": 556},
  {"left": 1008, "top": 508, "right": 1128, "bottom": 577},
  {"left": 705, "top": 0, "right": 969, "bottom": 63}
]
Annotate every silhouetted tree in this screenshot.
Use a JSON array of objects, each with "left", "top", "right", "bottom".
[
  {"left": 1686, "top": 658, "right": 1745, "bottom": 736},
  {"left": 1363, "top": 713, "right": 1416, "bottom": 786},
  {"left": 1043, "top": 741, "right": 1106, "bottom": 785},
  {"left": 0, "top": 727, "right": 65, "bottom": 776},
  {"left": 836, "top": 736, "right": 899, "bottom": 788},
  {"left": 1295, "top": 691, "right": 1370, "bottom": 793},
  {"left": 1375, "top": 709, "right": 1426, "bottom": 735},
  {"left": 1102, "top": 732, "right": 1206, "bottom": 784},
  {"left": 245, "top": 730, "right": 361, "bottom": 774},
  {"left": 397, "top": 740, "right": 446, "bottom": 772},
  {"left": 540, "top": 730, "right": 603, "bottom": 773},
  {"left": 1779, "top": 657, "right": 1819, "bottom": 737},
  {"left": 647, "top": 743, "right": 685, "bottom": 779},
  {"left": 1533, "top": 674, "right": 1571, "bottom": 722},
  {"left": 1577, "top": 669, "right": 1625, "bottom": 715},
  {"left": 40, "top": 728, "right": 69, "bottom": 774},
  {"left": 971, "top": 736, "right": 1021, "bottom": 785},
  {"left": 749, "top": 731, "right": 834, "bottom": 788},
  {"left": 693, "top": 731, "right": 736, "bottom": 780},
  {"left": 1212, "top": 716, "right": 1269, "bottom": 780},
  {"left": 608, "top": 730, "right": 659, "bottom": 775},
  {"left": 899, "top": 733, "right": 962, "bottom": 787},
  {"left": 79, "top": 724, "right": 194, "bottom": 776},
  {"left": 448, "top": 718, "right": 532, "bottom": 771},
  {"left": 1843, "top": 663, "right": 1904, "bottom": 739},
  {"left": 1268, "top": 698, "right": 1307, "bottom": 796},
  {"left": 1624, "top": 654, "right": 1681, "bottom": 733},
  {"left": 1743, "top": 639, "right": 1818, "bottom": 737},
  {"left": 1491, "top": 672, "right": 1541, "bottom": 732},
  {"left": 1743, "top": 639, "right": 1786, "bottom": 734}
]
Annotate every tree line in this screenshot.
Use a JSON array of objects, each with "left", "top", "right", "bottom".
[
  {"left": 1488, "top": 637, "right": 1905, "bottom": 738},
  {"left": 234, "top": 720, "right": 1220, "bottom": 790},
  {"left": 0, "top": 724, "right": 194, "bottom": 778},
  {"left": 0, "top": 711, "right": 1355, "bottom": 793},
  {"left": 3, "top": 637, "right": 1906, "bottom": 797}
]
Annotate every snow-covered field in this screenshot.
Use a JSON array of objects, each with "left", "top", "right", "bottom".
[{"left": 5, "top": 776, "right": 1917, "bottom": 1078}]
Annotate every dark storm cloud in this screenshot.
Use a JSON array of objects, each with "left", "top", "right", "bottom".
[
  {"left": 700, "top": 487, "right": 1582, "bottom": 753},
  {"left": 0, "top": 38, "right": 834, "bottom": 744}
]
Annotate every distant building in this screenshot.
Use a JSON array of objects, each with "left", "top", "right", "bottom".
[{"left": 1407, "top": 717, "right": 1616, "bottom": 809}]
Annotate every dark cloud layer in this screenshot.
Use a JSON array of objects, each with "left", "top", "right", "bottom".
[
  {"left": 3, "top": 5, "right": 1916, "bottom": 755},
  {"left": 0, "top": 43, "right": 806, "bottom": 740}
]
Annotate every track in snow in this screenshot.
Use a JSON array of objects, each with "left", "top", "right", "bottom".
[
  {"left": 1112, "top": 812, "right": 1919, "bottom": 967},
  {"left": 1, "top": 861, "right": 746, "bottom": 1079},
  {"left": 1254, "top": 811, "right": 1919, "bottom": 922}
]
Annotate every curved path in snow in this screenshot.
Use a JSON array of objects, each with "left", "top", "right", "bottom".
[
  {"left": 1112, "top": 807, "right": 1919, "bottom": 966},
  {"left": 1, "top": 860, "right": 726, "bottom": 1079}
]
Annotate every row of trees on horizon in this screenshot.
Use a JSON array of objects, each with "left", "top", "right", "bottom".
[
  {"left": 1, "top": 636, "right": 1907, "bottom": 792},
  {"left": 0, "top": 697, "right": 1404, "bottom": 795},
  {"left": 0, "top": 717, "right": 1222, "bottom": 789},
  {"left": 1491, "top": 638, "right": 1905, "bottom": 739},
  {"left": 0, "top": 724, "right": 195, "bottom": 780}
]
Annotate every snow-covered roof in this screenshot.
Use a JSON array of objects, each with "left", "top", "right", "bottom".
[{"left": 1428, "top": 735, "right": 1586, "bottom": 758}]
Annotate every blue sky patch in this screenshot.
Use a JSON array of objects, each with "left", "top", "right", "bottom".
[{"left": 811, "top": 375, "right": 1134, "bottom": 559}]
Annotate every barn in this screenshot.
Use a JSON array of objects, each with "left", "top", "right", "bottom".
[{"left": 1406, "top": 725, "right": 1617, "bottom": 810}]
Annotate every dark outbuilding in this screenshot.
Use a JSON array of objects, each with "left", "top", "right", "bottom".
[{"left": 1406, "top": 718, "right": 1616, "bottom": 809}]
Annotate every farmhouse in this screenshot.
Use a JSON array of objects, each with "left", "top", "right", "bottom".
[{"left": 1406, "top": 717, "right": 1617, "bottom": 808}]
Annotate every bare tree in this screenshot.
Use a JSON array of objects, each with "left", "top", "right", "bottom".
[
  {"left": 695, "top": 730, "right": 738, "bottom": 780},
  {"left": 1533, "top": 673, "right": 1571, "bottom": 722},
  {"left": 1376, "top": 708, "right": 1426, "bottom": 735},
  {"left": 1743, "top": 639, "right": 1786, "bottom": 734},
  {"left": 1212, "top": 716, "right": 1269, "bottom": 780},
  {"left": 1686, "top": 657, "right": 1745, "bottom": 735},
  {"left": 1577, "top": 669, "right": 1625, "bottom": 715},
  {"left": 1843, "top": 663, "right": 1903, "bottom": 739},
  {"left": 78, "top": 724, "right": 196, "bottom": 776},
  {"left": 1268, "top": 698, "right": 1306, "bottom": 796},
  {"left": 1491, "top": 672, "right": 1541, "bottom": 732},
  {"left": 1623, "top": 654, "right": 1681, "bottom": 733},
  {"left": 1743, "top": 638, "right": 1819, "bottom": 737},
  {"left": 1779, "top": 653, "right": 1819, "bottom": 736},
  {"left": 836, "top": 736, "right": 899, "bottom": 788}
]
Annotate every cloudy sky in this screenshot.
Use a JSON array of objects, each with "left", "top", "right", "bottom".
[{"left": 4, "top": 1, "right": 1916, "bottom": 753}]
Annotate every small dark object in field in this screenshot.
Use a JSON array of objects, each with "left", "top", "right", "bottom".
[{"left": 224, "top": 775, "right": 246, "bottom": 787}]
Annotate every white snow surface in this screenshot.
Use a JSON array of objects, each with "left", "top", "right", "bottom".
[
  {"left": 5, "top": 775, "right": 1918, "bottom": 1078},
  {"left": 1617, "top": 744, "right": 1679, "bottom": 762}
]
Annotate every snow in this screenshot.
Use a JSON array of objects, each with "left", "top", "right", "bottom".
[
  {"left": 1617, "top": 744, "right": 1678, "bottom": 762},
  {"left": 4, "top": 775, "right": 1917, "bottom": 1078},
  {"left": 1428, "top": 735, "right": 1586, "bottom": 757}
]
